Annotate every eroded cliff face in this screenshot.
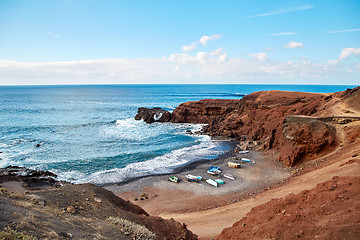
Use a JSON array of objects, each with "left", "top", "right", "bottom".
[
  {"left": 171, "top": 87, "right": 360, "bottom": 166},
  {"left": 171, "top": 99, "right": 239, "bottom": 124},
  {"left": 278, "top": 116, "right": 337, "bottom": 166}
]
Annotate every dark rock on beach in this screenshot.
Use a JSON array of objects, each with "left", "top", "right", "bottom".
[
  {"left": 0, "top": 165, "right": 61, "bottom": 190},
  {"left": 135, "top": 107, "right": 172, "bottom": 123}
]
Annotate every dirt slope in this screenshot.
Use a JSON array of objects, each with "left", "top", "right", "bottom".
[{"left": 217, "top": 176, "right": 360, "bottom": 240}]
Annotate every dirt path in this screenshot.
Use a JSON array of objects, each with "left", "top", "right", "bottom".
[{"left": 160, "top": 143, "right": 360, "bottom": 239}]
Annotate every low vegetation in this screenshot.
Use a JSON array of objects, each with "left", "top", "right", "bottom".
[
  {"left": 0, "top": 227, "right": 36, "bottom": 240},
  {"left": 108, "top": 216, "right": 156, "bottom": 240}
]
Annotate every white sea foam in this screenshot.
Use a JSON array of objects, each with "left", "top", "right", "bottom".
[
  {"left": 52, "top": 169, "right": 87, "bottom": 182},
  {"left": 153, "top": 112, "right": 163, "bottom": 121},
  {"left": 0, "top": 159, "right": 19, "bottom": 168},
  {"left": 77, "top": 136, "right": 227, "bottom": 185},
  {"left": 102, "top": 118, "right": 171, "bottom": 141}
]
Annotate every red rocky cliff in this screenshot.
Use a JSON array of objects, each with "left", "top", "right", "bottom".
[{"left": 171, "top": 87, "right": 360, "bottom": 166}]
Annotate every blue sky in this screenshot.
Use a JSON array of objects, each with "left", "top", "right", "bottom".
[{"left": 0, "top": 0, "right": 359, "bottom": 85}]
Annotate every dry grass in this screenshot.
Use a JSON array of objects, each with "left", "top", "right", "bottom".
[
  {"left": 0, "top": 187, "right": 8, "bottom": 195},
  {"left": 0, "top": 227, "right": 36, "bottom": 240},
  {"left": 108, "top": 216, "right": 156, "bottom": 240}
]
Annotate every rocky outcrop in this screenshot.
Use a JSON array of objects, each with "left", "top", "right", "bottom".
[
  {"left": 171, "top": 99, "right": 239, "bottom": 124},
  {"left": 135, "top": 107, "right": 171, "bottom": 124},
  {"left": 171, "top": 91, "right": 329, "bottom": 144},
  {"left": 0, "top": 165, "right": 62, "bottom": 189},
  {"left": 278, "top": 116, "right": 337, "bottom": 166}
]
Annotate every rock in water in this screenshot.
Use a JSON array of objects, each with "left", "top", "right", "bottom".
[{"left": 134, "top": 107, "right": 171, "bottom": 123}]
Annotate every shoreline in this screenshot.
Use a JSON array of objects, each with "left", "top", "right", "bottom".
[
  {"left": 107, "top": 144, "right": 292, "bottom": 215},
  {"left": 105, "top": 138, "right": 239, "bottom": 187}
]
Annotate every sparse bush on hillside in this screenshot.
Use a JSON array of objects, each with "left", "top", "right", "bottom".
[
  {"left": 108, "top": 216, "right": 156, "bottom": 240},
  {"left": 0, "top": 227, "right": 36, "bottom": 240}
]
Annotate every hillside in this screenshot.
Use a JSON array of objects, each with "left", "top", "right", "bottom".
[{"left": 0, "top": 168, "right": 197, "bottom": 239}]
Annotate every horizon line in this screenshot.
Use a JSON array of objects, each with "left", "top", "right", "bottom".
[{"left": 0, "top": 83, "right": 358, "bottom": 87}]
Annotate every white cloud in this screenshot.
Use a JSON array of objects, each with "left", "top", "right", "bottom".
[
  {"left": 339, "top": 47, "right": 360, "bottom": 60},
  {"left": 1, "top": 46, "right": 359, "bottom": 85},
  {"left": 269, "top": 32, "right": 298, "bottom": 36},
  {"left": 265, "top": 47, "right": 275, "bottom": 52},
  {"left": 249, "top": 52, "right": 269, "bottom": 61},
  {"left": 246, "top": 4, "right": 313, "bottom": 18},
  {"left": 182, "top": 34, "right": 222, "bottom": 52},
  {"left": 199, "top": 34, "right": 222, "bottom": 46},
  {"left": 326, "top": 28, "right": 360, "bottom": 33},
  {"left": 326, "top": 59, "right": 339, "bottom": 65},
  {"left": 182, "top": 43, "right": 197, "bottom": 52},
  {"left": 169, "top": 48, "right": 227, "bottom": 65},
  {"left": 286, "top": 41, "right": 304, "bottom": 49}
]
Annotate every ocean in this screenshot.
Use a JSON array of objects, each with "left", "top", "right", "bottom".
[{"left": 0, "top": 84, "right": 356, "bottom": 185}]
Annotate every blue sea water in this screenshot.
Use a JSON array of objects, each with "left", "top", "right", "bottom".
[{"left": 0, "top": 84, "right": 356, "bottom": 185}]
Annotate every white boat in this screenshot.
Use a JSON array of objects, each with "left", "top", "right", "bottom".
[
  {"left": 223, "top": 174, "right": 235, "bottom": 180},
  {"left": 241, "top": 158, "right": 255, "bottom": 164},
  {"left": 207, "top": 170, "right": 221, "bottom": 175},
  {"left": 238, "top": 150, "right": 249, "bottom": 154},
  {"left": 206, "top": 179, "right": 218, "bottom": 187},
  {"left": 185, "top": 174, "right": 201, "bottom": 182},
  {"left": 227, "top": 161, "right": 241, "bottom": 168}
]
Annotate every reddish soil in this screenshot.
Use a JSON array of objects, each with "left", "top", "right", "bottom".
[{"left": 217, "top": 176, "right": 360, "bottom": 240}]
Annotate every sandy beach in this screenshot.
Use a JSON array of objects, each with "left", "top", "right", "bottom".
[{"left": 107, "top": 146, "right": 292, "bottom": 215}]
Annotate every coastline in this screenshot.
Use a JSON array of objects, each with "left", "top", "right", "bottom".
[
  {"left": 107, "top": 145, "right": 291, "bottom": 215},
  {"left": 102, "top": 138, "right": 237, "bottom": 187}
]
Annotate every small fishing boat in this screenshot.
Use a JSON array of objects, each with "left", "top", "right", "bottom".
[
  {"left": 227, "top": 161, "right": 241, "bottom": 168},
  {"left": 215, "top": 179, "right": 225, "bottom": 184},
  {"left": 238, "top": 150, "right": 249, "bottom": 154},
  {"left": 185, "top": 174, "right": 201, "bottom": 182},
  {"left": 223, "top": 174, "right": 235, "bottom": 180},
  {"left": 241, "top": 158, "right": 255, "bottom": 164},
  {"left": 207, "top": 170, "right": 221, "bottom": 175},
  {"left": 169, "top": 176, "right": 179, "bottom": 183},
  {"left": 209, "top": 166, "right": 221, "bottom": 171},
  {"left": 206, "top": 179, "right": 218, "bottom": 187},
  {"left": 208, "top": 166, "right": 221, "bottom": 175}
]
